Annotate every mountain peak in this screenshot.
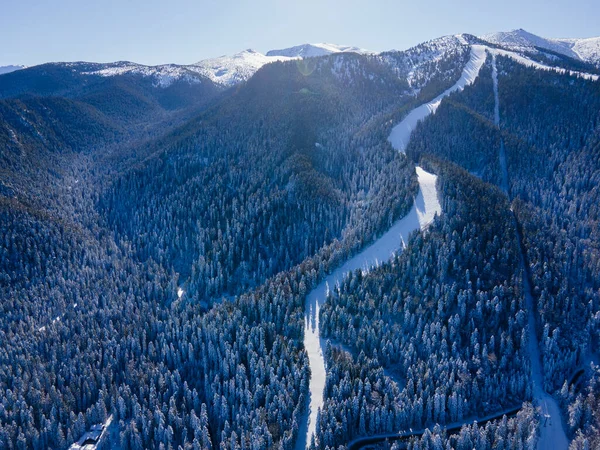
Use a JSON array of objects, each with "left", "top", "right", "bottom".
[
  {"left": 266, "top": 43, "right": 370, "bottom": 58},
  {"left": 480, "top": 28, "right": 582, "bottom": 60}
]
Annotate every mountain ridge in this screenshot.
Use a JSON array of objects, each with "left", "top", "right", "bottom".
[{"left": 2, "top": 29, "right": 598, "bottom": 93}]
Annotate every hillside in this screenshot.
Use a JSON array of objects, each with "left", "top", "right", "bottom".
[{"left": 1, "top": 29, "right": 600, "bottom": 450}]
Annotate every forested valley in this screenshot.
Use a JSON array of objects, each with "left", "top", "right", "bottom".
[{"left": 1, "top": 33, "right": 600, "bottom": 450}]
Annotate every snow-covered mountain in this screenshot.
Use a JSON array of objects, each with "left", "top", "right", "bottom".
[
  {"left": 81, "top": 61, "right": 210, "bottom": 88},
  {"left": 0, "top": 65, "right": 25, "bottom": 75},
  {"left": 190, "top": 49, "right": 295, "bottom": 86},
  {"left": 266, "top": 43, "right": 370, "bottom": 58},
  {"left": 75, "top": 44, "right": 370, "bottom": 88},
  {"left": 557, "top": 36, "right": 600, "bottom": 66},
  {"left": 481, "top": 29, "right": 600, "bottom": 66},
  {"left": 7, "top": 31, "right": 599, "bottom": 93}
]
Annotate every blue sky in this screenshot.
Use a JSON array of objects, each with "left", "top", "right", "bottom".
[{"left": 2, "top": 0, "right": 599, "bottom": 66}]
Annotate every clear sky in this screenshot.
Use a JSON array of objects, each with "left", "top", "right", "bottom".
[{"left": 2, "top": 0, "right": 599, "bottom": 67}]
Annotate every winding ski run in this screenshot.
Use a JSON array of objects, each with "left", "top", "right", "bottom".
[
  {"left": 297, "top": 40, "right": 588, "bottom": 449},
  {"left": 296, "top": 166, "right": 441, "bottom": 449}
]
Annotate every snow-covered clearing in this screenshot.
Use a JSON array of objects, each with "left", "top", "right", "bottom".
[
  {"left": 296, "top": 167, "right": 441, "bottom": 449},
  {"left": 388, "top": 45, "right": 487, "bottom": 153}
]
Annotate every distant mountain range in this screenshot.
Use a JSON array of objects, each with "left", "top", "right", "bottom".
[
  {"left": 1, "top": 29, "right": 598, "bottom": 90},
  {"left": 0, "top": 65, "right": 25, "bottom": 75}
]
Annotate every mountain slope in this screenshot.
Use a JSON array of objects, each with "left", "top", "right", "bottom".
[
  {"left": 481, "top": 28, "right": 600, "bottom": 66},
  {"left": 190, "top": 49, "right": 296, "bottom": 86}
]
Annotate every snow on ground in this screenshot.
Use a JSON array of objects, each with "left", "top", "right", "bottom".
[
  {"left": 297, "top": 167, "right": 441, "bottom": 450},
  {"left": 69, "top": 415, "right": 113, "bottom": 450},
  {"left": 568, "top": 37, "right": 600, "bottom": 66},
  {"left": 37, "top": 303, "right": 79, "bottom": 333},
  {"left": 491, "top": 54, "right": 510, "bottom": 195},
  {"left": 491, "top": 55, "right": 500, "bottom": 127},
  {"left": 482, "top": 29, "right": 580, "bottom": 60},
  {"left": 388, "top": 45, "right": 487, "bottom": 153}
]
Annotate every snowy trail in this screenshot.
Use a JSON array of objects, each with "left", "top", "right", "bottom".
[
  {"left": 388, "top": 45, "right": 487, "bottom": 153},
  {"left": 296, "top": 167, "right": 441, "bottom": 449},
  {"left": 487, "top": 47, "right": 598, "bottom": 81},
  {"left": 519, "top": 231, "right": 569, "bottom": 450},
  {"left": 492, "top": 52, "right": 568, "bottom": 450},
  {"left": 296, "top": 40, "right": 587, "bottom": 449}
]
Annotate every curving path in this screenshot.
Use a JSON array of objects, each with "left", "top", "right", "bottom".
[
  {"left": 295, "top": 167, "right": 441, "bottom": 449},
  {"left": 296, "top": 39, "right": 589, "bottom": 449},
  {"left": 297, "top": 40, "right": 488, "bottom": 450},
  {"left": 388, "top": 45, "right": 487, "bottom": 153}
]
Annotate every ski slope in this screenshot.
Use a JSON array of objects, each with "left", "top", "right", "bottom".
[
  {"left": 388, "top": 45, "right": 487, "bottom": 153},
  {"left": 486, "top": 47, "right": 598, "bottom": 81},
  {"left": 296, "top": 167, "right": 441, "bottom": 449}
]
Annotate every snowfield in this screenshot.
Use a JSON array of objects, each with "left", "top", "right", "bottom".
[
  {"left": 388, "top": 45, "right": 487, "bottom": 153},
  {"left": 297, "top": 167, "right": 441, "bottom": 449}
]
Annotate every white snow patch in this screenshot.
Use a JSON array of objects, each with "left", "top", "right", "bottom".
[{"left": 298, "top": 167, "right": 441, "bottom": 449}]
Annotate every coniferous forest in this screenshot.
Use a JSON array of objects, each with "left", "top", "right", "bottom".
[{"left": 1, "top": 29, "right": 600, "bottom": 450}]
